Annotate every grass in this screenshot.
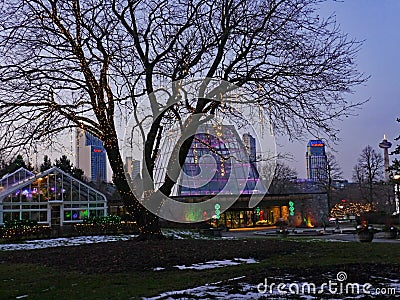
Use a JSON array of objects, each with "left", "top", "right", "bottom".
[
  {"left": 0, "top": 264, "right": 246, "bottom": 299},
  {"left": 264, "top": 241, "right": 400, "bottom": 267},
  {"left": 0, "top": 241, "right": 399, "bottom": 299}
]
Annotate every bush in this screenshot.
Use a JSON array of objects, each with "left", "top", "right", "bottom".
[
  {"left": 4, "top": 219, "right": 38, "bottom": 229},
  {"left": 0, "top": 219, "right": 51, "bottom": 241},
  {"left": 74, "top": 215, "right": 138, "bottom": 235},
  {"left": 82, "top": 215, "right": 122, "bottom": 225}
]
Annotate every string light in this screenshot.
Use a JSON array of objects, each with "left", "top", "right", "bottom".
[{"left": 330, "top": 201, "right": 375, "bottom": 218}]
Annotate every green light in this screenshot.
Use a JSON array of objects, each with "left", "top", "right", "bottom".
[
  {"left": 215, "top": 203, "right": 221, "bottom": 219},
  {"left": 80, "top": 210, "right": 89, "bottom": 218},
  {"left": 185, "top": 207, "right": 202, "bottom": 221},
  {"left": 289, "top": 201, "right": 295, "bottom": 216}
]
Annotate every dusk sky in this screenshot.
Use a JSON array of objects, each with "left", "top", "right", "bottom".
[
  {"left": 280, "top": 0, "right": 400, "bottom": 180},
  {"left": 50, "top": 0, "right": 400, "bottom": 182}
]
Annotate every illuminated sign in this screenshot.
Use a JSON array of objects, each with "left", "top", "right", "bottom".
[
  {"left": 215, "top": 203, "right": 221, "bottom": 219},
  {"left": 289, "top": 201, "right": 295, "bottom": 216},
  {"left": 93, "top": 149, "right": 103, "bottom": 153},
  {"left": 309, "top": 140, "right": 324, "bottom": 147}
]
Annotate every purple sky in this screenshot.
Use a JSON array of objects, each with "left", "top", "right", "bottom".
[
  {"left": 279, "top": 0, "right": 400, "bottom": 180},
  {"left": 52, "top": 0, "right": 399, "bottom": 183}
]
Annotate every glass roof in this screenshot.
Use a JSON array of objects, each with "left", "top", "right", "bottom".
[
  {"left": 0, "top": 167, "right": 35, "bottom": 193},
  {"left": 0, "top": 167, "right": 106, "bottom": 202}
]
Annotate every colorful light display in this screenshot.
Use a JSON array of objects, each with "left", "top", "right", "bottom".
[
  {"left": 0, "top": 167, "right": 107, "bottom": 225},
  {"left": 176, "top": 124, "right": 266, "bottom": 196},
  {"left": 289, "top": 201, "right": 295, "bottom": 216},
  {"left": 215, "top": 203, "right": 221, "bottom": 219},
  {"left": 330, "top": 201, "right": 375, "bottom": 218}
]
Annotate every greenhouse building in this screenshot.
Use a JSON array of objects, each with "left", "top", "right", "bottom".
[{"left": 0, "top": 167, "right": 107, "bottom": 226}]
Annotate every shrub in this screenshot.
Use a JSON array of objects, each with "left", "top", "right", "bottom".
[
  {"left": 4, "top": 219, "right": 38, "bottom": 229},
  {"left": 82, "top": 215, "right": 122, "bottom": 225},
  {"left": 74, "top": 215, "right": 138, "bottom": 235},
  {"left": 0, "top": 219, "right": 51, "bottom": 241}
]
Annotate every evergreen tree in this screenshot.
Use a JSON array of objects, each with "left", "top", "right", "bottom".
[
  {"left": 0, "top": 158, "right": 11, "bottom": 177},
  {"left": 0, "top": 155, "right": 29, "bottom": 177},
  {"left": 14, "top": 155, "right": 27, "bottom": 169},
  {"left": 54, "top": 155, "right": 86, "bottom": 181},
  {"left": 40, "top": 155, "right": 53, "bottom": 172},
  {"left": 71, "top": 167, "right": 85, "bottom": 181},
  {"left": 55, "top": 155, "right": 73, "bottom": 174}
]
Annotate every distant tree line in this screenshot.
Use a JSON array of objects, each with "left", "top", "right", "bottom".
[
  {"left": 389, "top": 118, "right": 400, "bottom": 175},
  {"left": 352, "top": 145, "right": 384, "bottom": 205},
  {"left": 0, "top": 154, "right": 34, "bottom": 178},
  {"left": 0, "top": 154, "right": 85, "bottom": 181},
  {"left": 267, "top": 144, "right": 395, "bottom": 214}
]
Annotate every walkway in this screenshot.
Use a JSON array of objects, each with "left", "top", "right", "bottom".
[{"left": 221, "top": 226, "right": 400, "bottom": 243}]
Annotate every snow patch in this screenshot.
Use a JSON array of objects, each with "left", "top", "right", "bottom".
[
  {"left": 174, "top": 258, "right": 258, "bottom": 270},
  {"left": 0, "top": 234, "right": 138, "bottom": 251}
]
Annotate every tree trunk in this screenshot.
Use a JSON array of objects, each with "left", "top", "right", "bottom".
[
  {"left": 327, "top": 176, "right": 332, "bottom": 212},
  {"left": 369, "top": 182, "right": 373, "bottom": 204},
  {"left": 105, "top": 142, "right": 163, "bottom": 239}
]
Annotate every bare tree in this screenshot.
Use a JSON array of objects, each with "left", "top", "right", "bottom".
[
  {"left": 388, "top": 118, "right": 400, "bottom": 212},
  {"left": 0, "top": 0, "right": 367, "bottom": 238},
  {"left": 323, "top": 152, "right": 343, "bottom": 210},
  {"left": 389, "top": 117, "right": 400, "bottom": 174},
  {"left": 267, "top": 161, "right": 298, "bottom": 194},
  {"left": 353, "top": 145, "right": 384, "bottom": 204}
]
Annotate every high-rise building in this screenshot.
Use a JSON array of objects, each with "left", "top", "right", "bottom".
[
  {"left": 76, "top": 129, "right": 107, "bottom": 182},
  {"left": 306, "top": 140, "right": 327, "bottom": 182},
  {"left": 125, "top": 157, "right": 141, "bottom": 179}
]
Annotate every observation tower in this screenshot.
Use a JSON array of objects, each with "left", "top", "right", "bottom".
[{"left": 379, "top": 134, "right": 392, "bottom": 181}]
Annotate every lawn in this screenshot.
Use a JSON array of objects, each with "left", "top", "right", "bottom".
[{"left": 0, "top": 238, "right": 399, "bottom": 299}]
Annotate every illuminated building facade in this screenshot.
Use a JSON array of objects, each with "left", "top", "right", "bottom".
[
  {"left": 141, "top": 125, "right": 329, "bottom": 229},
  {"left": 306, "top": 140, "right": 327, "bottom": 182},
  {"left": 76, "top": 129, "right": 107, "bottom": 182},
  {"left": 0, "top": 167, "right": 107, "bottom": 226},
  {"left": 176, "top": 124, "right": 266, "bottom": 196}
]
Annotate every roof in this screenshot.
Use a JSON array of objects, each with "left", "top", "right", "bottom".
[
  {"left": 0, "top": 167, "right": 35, "bottom": 192},
  {"left": 0, "top": 166, "right": 107, "bottom": 201}
]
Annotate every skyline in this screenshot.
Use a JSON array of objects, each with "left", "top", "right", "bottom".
[
  {"left": 4, "top": 0, "right": 398, "bottom": 183},
  {"left": 280, "top": 0, "right": 400, "bottom": 180}
]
